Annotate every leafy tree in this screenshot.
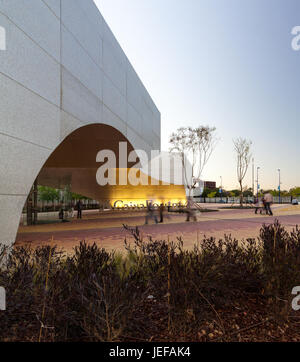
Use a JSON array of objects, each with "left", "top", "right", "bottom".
[
  {"left": 71, "top": 192, "right": 90, "bottom": 200},
  {"left": 270, "top": 190, "right": 278, "bottom": 197},
  {"left": 243, "top": 188, "right": 253, "bottom": 197},
  {"left": 230, "top": 189, "right": 242, "bottom": 197},
  {"left": 201, "top": 187, "right": 211, "bottom": 198},
  {"left": 38, "top": 186, "right": 59, "bottom": 202},
  {"left": 207, "top": 191, "right": 217, "bottom": 198},
  {"left": 38, "top": 186, "right": 90, "bottom": 205},
  {"left": 290, "top": 187, "right": 300, "bottom": 197},
  {"left": 270, "top": 189, "right": 289, "bottom": 197}
]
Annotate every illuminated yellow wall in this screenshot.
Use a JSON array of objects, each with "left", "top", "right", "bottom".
[
  {"left": 95, "top": 169, "right": 187, "bottom": 208},
  {"left": 39, "top": 124, "right": 186, "bottom": 209}
]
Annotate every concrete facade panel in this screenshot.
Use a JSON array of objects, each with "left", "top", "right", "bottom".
[
  {"left": 76, "top": 0, "right": 104, "bottom": 39},
  {"left": 153, "top": 116, "right": 161, "bottom": 138},
  {"left": 127, "top": 65, "right": 143, "bottom": 116},
  {"left": 61, "top": 0, "right": 102, "bottom": 66},
  {"left": 127, "top": 103, "right": 142, "bottom": 136},
  {"left": 0, "top": 195, "right": 27, "bottom": 247},
  {"left": 103, "top": 74, "right": 127, "bottom": 121},
  {"left": 0, "top": 13, "right": 61, "bottom": 106},
  {"left": 42, "top": 0, "right": 61, "bottom": 18},
  {"left": 60, "top": 109, "right": 85, "bottom": 142},
  {"left": 0, "top": 134, "right": 50, "bottom": 196},
  {"left": 61, "top": 25, "right": 102, "bottom": 99},
  {"left": 103, "top": 40, "right": 126, "bottom": 96},
  {"left": 0, "top": 0, "right": 60, "bottom": 61},
  {"left": 0, "top": 73, "right": 60, "bottom": 148},
  {"left": 102, "top": 105, "right": 127, "bottom": 137},
  {"left": 103, "top": 20, "right": 127, "bottom": 69},
  {"left": 62, "top": 68, "right": 102, "bottom": 125}
]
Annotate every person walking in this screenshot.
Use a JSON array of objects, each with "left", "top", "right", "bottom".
[
  {"left": 76, "top": 200, "right": 83, "bottom": 219},
  {"left": 254, "top": 196, "right": 263, "bottom": 215},
  {"left": 59, "top": 207, "right": 64, "bottom": 222},
  {"left": 159, "top": 203, "right": 165, "bottom": 223},
  {"left": 145, "top": 201, "right": 158, "bottom": 225},
  {"left": 186, "top": 199, "right": 197, "bottom": 222},
  {"left": 167, "top": 201, "right": 171, "bottom": 213},
  {"left": 264, "top": 192, "right": 273, "bottom": 216},
  {"left": 254, "top": 196, "right": 259, "bottom": 214}
]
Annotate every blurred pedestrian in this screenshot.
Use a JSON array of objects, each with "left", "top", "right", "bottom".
[
  {"left": 59, "top": 208, "right": 64, "bottom": 222},
  {"left": 76, "top": 200, "right": 83, "bottom": 219},
  {"left": 264, "top": 192, "right": 273, "bottom": 216},
  {"left": 145, "top": 201, "right": 158, "bottom": 225},
  {"left": 186, "top": 199, "right": 197, "bottom": 222},
  {"left": 254, "top": 196, "right": 263, "bottom": 214},
  {"left": 167, "top": 201, "right": 171, "bottom": 212},
  {"left": 159, "top": 203, "right": 165, "bottom": 223}
]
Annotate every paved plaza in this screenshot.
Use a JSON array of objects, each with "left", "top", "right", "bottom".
[{"left": 15, "top": 204, "right": 300, "bottom": 253}]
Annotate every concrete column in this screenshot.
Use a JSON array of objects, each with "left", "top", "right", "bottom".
[
  {"left": 26, "top": 187, "right": 33, "bottom": 226},
  {"left": 33, "top": 178, "right": 38, "bottom": 225}
]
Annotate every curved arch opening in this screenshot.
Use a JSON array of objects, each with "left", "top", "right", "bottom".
[
  {"left": 16, "top": 123, "right": 186, "bottom": 239},
  {"left": 20, "top": 123, "right": 138, "bottom": 225},
  {"left": 38, "top": 123, "right": 137, "bottom": 201}
]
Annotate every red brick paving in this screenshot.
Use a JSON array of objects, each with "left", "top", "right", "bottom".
[{"left": 15, "top": 207, "right": 300, "bottom": 253}]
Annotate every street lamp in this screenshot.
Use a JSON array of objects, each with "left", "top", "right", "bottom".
[
  {"left": 220, "top": 176, "right": 223, "bottom": 201},
  {"left": 252, "top": 158, "right": 254, "bottom": 202},
  {"left": 256, "top": 167, "right": 260, "bottom": 197},
  {"left": 278, "top": 169, "right": 281, "bottom": 204}
]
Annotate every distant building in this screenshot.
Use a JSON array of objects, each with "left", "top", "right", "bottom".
[
  {"left": 193, "top": 180, "right": 217, "bottom": 198},
  {"left": 203, "top": 181, "right": 216, "bottom": 190}
]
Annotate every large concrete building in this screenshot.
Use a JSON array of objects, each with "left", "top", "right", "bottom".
[{"left": 0, "top": 1, "right": 188, "bottom": 247}]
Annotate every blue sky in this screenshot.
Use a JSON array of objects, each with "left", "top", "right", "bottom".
[{"left": 95, "top": 0, "right": 300, "bottom": 190}]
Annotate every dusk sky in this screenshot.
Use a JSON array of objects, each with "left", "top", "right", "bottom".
[{"left": 95, "top": 0, "right": 300, "bottom": 191}]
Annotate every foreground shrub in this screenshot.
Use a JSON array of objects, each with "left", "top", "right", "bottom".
[
  {"left": 0, "top": 222, "right": 299, "bottom": 342},
  {"left": 260, "top": 221, "right": 300, "bottom": 318},
  {"left": 0, "top": 243, "right": 149, "bottom": 342},
  {"left": 124, "top": 225, "right": 264, "bottom": 334}
]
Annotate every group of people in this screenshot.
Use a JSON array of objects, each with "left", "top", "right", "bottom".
[
  {"left": 254, "top": 192, "right": 274, "bottom": 216},
  {"left": 59, "top": 200, "right": 83, "bottom": 222},
  {"left": 62, "top": 195, "right": 275, "bottom": 225},
  {"left": 145, "top": 202, "right": 166, "bottom": 224},
  {"left": 145, "top": 199, "right": 198, "bottom": 225}
]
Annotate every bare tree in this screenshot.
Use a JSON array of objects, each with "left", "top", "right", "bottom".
[
  {"left": 233, "top": 138, "right": 252, "bottom": 206},
  {"left": 169, "top": 126, "right": 217, "bottom": 198}
]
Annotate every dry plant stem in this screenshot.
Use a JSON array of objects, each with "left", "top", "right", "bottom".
[
  {"left": 103, "top": 277, "right": 111, "bottom": 341},
  {"left": 191, "top": 280, "right": 226, "bottom": 335},
  {"left": 273, "top": 229, "right": 277, "bottom": 265},
  {"left": 38, "top": 238, "right": 53, "bottom": 342},
  {"left": 168, "top": 235, "right": 171, "bottom": 334},
  {"left": 212, "top": 318, "right": 272, "bottom": 342}
]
